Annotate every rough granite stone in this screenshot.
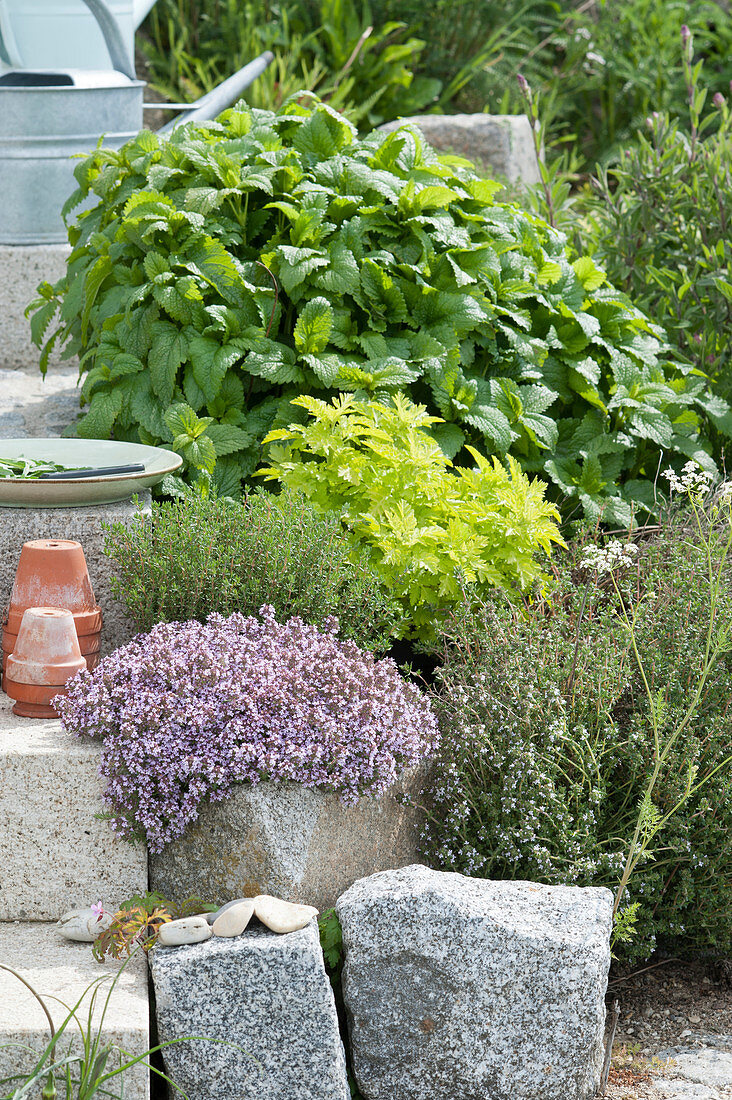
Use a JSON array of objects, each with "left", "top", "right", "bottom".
[
  {"left": 149, "top": 920, "right": 349, "bottom": 1100},
  {"left": 150, "top": 767, "right": 429, "bottom": 912},
  {"left": 0, "top": 694, "right": 147, "bottom": 921},
  {"left": 0, "top": 921, "right": 149, "bottom": 1100},
  {"left": 336, "top": 864, "right": 613, "bottom": 1100},
  {"left": 0, "top": 493, "right": 150, "bottom": 655},
  {"left": 378, "top": 113, "right": 541, "bottom": 183},
  {"left": 0, "top": 245, "right": 75, "bottom": 372}
]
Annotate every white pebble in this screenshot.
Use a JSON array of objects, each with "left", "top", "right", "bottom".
[{"left": 157, "top": 916, "right": 213, "bottom": 947}]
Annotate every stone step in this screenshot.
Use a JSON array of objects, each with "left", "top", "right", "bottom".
[
  {"left": 0, "top": 244, "right": 75, "bottom": 374},
  {"left": 0, "top": 921, "right": 149, "bottom": 1099},
  {"left": 0, "top": 365, "right": 80, "bottom": 438},
  {"left": 0, "top": 694, "right": 147, "bottom": 922}
]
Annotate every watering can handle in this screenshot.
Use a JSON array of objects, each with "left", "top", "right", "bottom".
[
  {"left": 0, "top": 0, "right": 23, "bottom": 67},
  {"left": 79, "top": 0, "right": 137, "bottom": 81}
]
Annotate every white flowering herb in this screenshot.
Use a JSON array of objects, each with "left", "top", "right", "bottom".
[
  {"left": 580, "top": 539, "right": 638, "bottom": 576},
  {"left": 663, "top": 460, "right": 714, "bottom": 496},
  {"left": 424, "top": 497, "right": 732, "bottom": 962}
]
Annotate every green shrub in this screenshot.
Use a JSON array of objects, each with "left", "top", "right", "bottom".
[
  {"left": 259, "top": 393, "right": 562, "bottom": 640},
  {"left": 521, "top": 0, "right": 731, "bottom": 169},
  {"left": 582, "top": 30, "right": 732, "bottom": 416},
  {"left": 142, "top": 0, "right": 440, "bottom": 127},
  {"left": 367, "top": 0, "right": 732, "bottom": 170},
  {"left": 30, "top": 98, "right": 727, "bottom": 523},
  {"left": 423, "top": 485, "right": 732, "bottom": 960},
  {"left": 102, "top": 488, "right": 401, "bottom": 651}
]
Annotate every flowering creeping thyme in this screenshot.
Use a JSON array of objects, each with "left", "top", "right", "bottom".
[{"left": 56, "top": 607, "right": 438, "bottom": 852}]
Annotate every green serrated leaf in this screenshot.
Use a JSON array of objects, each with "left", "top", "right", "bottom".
[
  {"left": 294, "top": 297, "right": 333, "bottom": 356},
  {"left": 75, "top": 388, "right": 123, "bottom": 439},
  {"left": 149, "top": 320, "right": 188, "bottom": 404},
  {"left": 205, "top": 422, "right": 253, "bottom": 457},
  {"left": 81, "top": 255, "right": 112, "bottom": 340},
  {"left": 465, "top": 405, "right": 514, "bottom": 452},
  {"left": 189, "top": 335, "right": 243, "bottom": 403}
]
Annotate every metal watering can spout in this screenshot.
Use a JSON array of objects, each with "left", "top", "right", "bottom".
[
  {"left": 158, "top": 51, "right": 275, "bottom": 133},
  {"left": 133, "top": 0, "right": 158, "bottom": 28},
  {"left": 0, "top": 0, "right": 272, "bottom": 244}
]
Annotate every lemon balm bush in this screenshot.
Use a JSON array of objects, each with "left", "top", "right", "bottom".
[
  {"left": 29, "top": 100, "right": 726, "bottom": 522},
  {"left": 55, "top": 606, "right": 438, "bottom": 851},
  {"left": 423, "top": 489, "right": 732, "bottom": 960},
  {"left": 259, "top": 393, "right": 562, "bottom": 640}
]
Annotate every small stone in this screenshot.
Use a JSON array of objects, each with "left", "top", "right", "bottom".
[
  {"left": 205, "top": 897, "right": 252, "bottom": 925},
  {"left": 55, "top": 908, "right": 113, "bottom": 942},
  {"left": 253, "top": 895, "right": 318, "bottom": 934},
  {"left": 157, "top": 916, "right": 213, "bottom": 947},
  {"left": 689, "top": 1015, "right": 702, "bottom": 1024},
  {"left": 212, "top": 899, "right": 256, "bottom": 938}
]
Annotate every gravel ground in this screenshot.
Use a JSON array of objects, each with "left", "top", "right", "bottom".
[{"left": 604, "top": 959, "right": 732, "bottom": 1100}]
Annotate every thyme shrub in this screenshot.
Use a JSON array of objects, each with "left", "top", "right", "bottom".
[
  {"left": 103, "top": 488, "right": 400, "bottom": 651},
  {"left": 424, "top": 488, "right": 732, "bottom": 960}
]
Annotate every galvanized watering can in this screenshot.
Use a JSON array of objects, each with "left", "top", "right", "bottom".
[
  {"left": 0, "top": 0, "right": 272, "bottom": 245},
  {"left": 0, "top": 0, "right": 158, "bottom": 73}
]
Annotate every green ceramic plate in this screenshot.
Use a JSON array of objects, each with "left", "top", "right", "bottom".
[{"left": 0, "top": 439, "right": 183, "bottom": 508}]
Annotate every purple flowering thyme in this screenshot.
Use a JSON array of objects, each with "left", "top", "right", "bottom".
[{"left": 56, "top": 606, "right": 438, "bottom": 851}]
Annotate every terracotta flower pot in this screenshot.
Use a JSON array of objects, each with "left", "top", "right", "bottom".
[
  {"left": 2, "top": 625, "right": 100, "bottom": 676},
  {"left": 4, "top": 539, "right": 102, "bottom": 636},
  {"left": 4, "top": 607, "right": 87, "bottom": 718},
  {"left": 3, "top": 681, "right": 70, "bottom": 719}
]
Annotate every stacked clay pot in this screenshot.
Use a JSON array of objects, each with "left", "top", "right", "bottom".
[
  {"left": 3, "top": 607, "right": 87, "bottom": 718},
  {"left": 1, "top": 539, "right": 102, "bottom": 678}
]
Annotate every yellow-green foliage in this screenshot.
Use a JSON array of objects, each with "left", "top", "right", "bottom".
[{"left": 260, "top": 393, "right": 563, "bottom": 639}]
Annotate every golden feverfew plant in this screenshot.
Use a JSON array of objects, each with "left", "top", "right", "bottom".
[{"left": 260, "top": 392, "right": 563, "bottom": 640}]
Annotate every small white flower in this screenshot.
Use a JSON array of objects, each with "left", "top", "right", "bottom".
[
  {"left": 580, "top": 539, "right": 638, "bottom": 576},
  {"left": 663, "top": 461, "right": 714, "bottom": 496}
]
